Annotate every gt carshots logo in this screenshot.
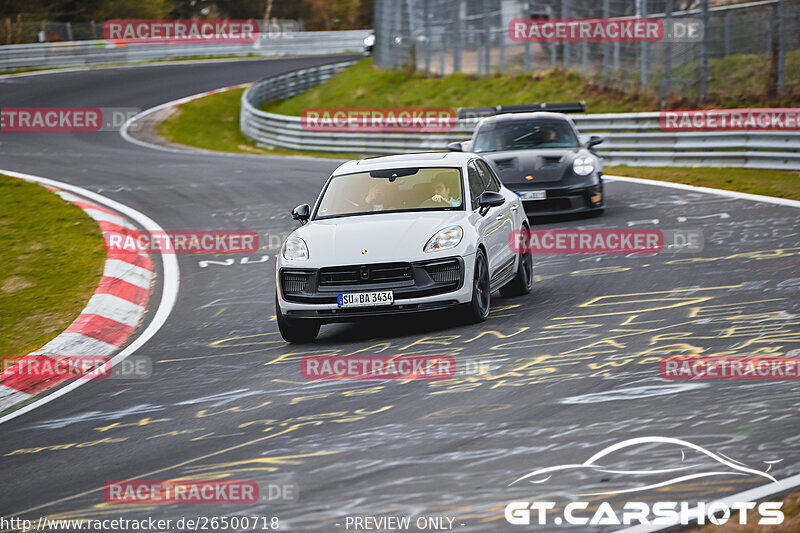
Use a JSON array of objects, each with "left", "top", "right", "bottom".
[
  {"left": 505, "top": 437, "right": 785, "bottom": 527},
  {"left": 504, "top": 500, "right": 783, "bottom": 527}
]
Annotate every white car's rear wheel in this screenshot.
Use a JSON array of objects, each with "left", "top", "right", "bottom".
[{"left": 500, "top": 245, "right": 533, "bottom": 297}]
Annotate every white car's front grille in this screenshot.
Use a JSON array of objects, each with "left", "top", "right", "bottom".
[{"left": 318, "top": 263, "right": 413, "bottom": 286}]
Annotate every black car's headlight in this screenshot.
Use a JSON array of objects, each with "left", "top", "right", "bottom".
[{"left": 573, "top": 156, "right": 595, "bottom": 176}]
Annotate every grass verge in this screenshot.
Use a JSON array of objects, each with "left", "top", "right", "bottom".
[
  {"left": 264, "top": 58, "right": 654, "bottom": 114},
  {"left": 0, "top": 175, "right": 106, "bottom": 359},
  {"left": 156, "top": 87, "right": 357, "bottom": 159},
  {"left": 605, "top": 166, "right": 800, "bottom": 201},
  {"left": 263, "top": 55, "right": 800, "bottom": 116}
]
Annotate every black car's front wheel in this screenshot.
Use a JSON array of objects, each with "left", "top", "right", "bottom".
[
  {"left": 276, "top": 293, "right": 320, "bottom": 343},
  {"left": 463, "top": 249, "right": 490, "bottom": 323}
]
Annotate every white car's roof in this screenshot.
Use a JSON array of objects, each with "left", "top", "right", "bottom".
[{"left": 333, "top": 152, "right": 473, "bottom": 176}]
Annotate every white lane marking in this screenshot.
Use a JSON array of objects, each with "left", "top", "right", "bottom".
[
  {"left": 118, "top": 83, "right": 348, "bottom": 163},
  {"left": 626, "top": 218, "right": 659, "bottom": 226},
  {"left": 103, "top": 259, "right": 154, "bottom": 289},
  {"left": 677, "top": 212, "right": 731, "bottom": 222},
  {"left": 606, "top": 175, "right": 800, "bottom": 209},
  {"left": 80, "top": 294, "right": 146, "bottom": 327},
  {"left": 0, "top": 56, "right": 294, "bottom": 80},
  {"left": 31, "top": 333, "right": 119, "bottom": 356},
  {"left": 0, "top": 169, "right": 180, "bottom": 425}
]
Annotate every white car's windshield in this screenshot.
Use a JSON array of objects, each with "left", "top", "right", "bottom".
[
  {"left": 315, "top": 167, "right": 464, "bottom": 219},
  {"left": 473, "top": 119, "right": 579, "bottom": 153}
]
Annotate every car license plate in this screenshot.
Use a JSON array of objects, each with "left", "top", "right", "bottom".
[
  {"left": 519, "top": 190, "right": 546, "bottom": 201},
  {"left": 337, "top": 290, "right": 394, "bottom": 308}
]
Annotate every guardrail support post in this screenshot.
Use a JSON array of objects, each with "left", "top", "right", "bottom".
[
  {"left": 602, "top": 0, "right": 610, "bottom": 83},
  {"left": 699, "top": 0, "right": 709, "bottom": 103},
  {"left": 453, "top": 0, "right": 463, "bottom": 72},
  {"left": 424, "top": 0, "right": 431, "bottom": 73},
  {"left": 662, "top": 0, "right": 673, "bottom": 106},
  {"left": 483, "top": 0, "right": 491, "bottom": 74},
  {"left": 777, "top": 0, "right": 786, "bottom": 95},
  {"left": 640, "top": 0, "right": 648, "bottom": 93},
  {"left": 724, "top": 11, "right": 732, "bottom": 57},
  {"left": 562, "top": 0, "right": 571, "bottom": 70}
]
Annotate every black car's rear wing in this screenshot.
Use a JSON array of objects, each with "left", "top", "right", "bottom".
[{"left": 457, "top": 102, "right": 586, "bottom": 120}]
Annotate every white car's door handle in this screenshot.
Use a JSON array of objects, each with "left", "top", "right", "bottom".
[
  {"left": 496, "top": 214, "right": 504, "bottom": 220},
  {"left": 510, "top": 205, "right": 518, "bottom": 211}
]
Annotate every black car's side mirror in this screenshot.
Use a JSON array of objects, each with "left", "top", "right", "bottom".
[
  {"left": 446, "top": 142, "right": 463, "bottom": 152},
  {"left": 587, "top": 135, "right": 604, "bottom": 148},
  {"left": 292, "top": 204, "right": 311, "bottom": 225},
  {"left": 478, "top": 191, "right": 505, "bottom": 216}
]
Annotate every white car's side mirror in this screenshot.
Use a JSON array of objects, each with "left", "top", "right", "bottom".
[{"left": 292, "top": 204, "right": 310, "bottom": 225}]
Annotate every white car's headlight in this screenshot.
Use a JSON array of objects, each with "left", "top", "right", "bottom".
[
  {"left": 573, "top": 156, "right": 595, "bottom": 176},
  {"left": 282, "top": 236, "right": 309, "bottom": 261},
  {"left": 424, "top": 226, "right": 463, "bottom": 253}
]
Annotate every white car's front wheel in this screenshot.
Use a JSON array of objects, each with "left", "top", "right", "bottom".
[
  {"left": 463, "top": 249, "right": 490, "bottom": 323},
  {"left": 276, "top": 293, "right": 320, "bottom": 343}
]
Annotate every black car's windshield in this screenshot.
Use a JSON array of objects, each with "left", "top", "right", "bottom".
[
  {"left": 473, "top": 119, "right": 580, "bottom": 153},
  {"left": 315, "top": 167, "right": 463, "bottom": 219}
]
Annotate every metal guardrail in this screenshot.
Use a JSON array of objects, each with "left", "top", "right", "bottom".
[
  {"left": 241, "top": 63, "right": 800, "bottom": 170},
  {"left": 0, "top": 31, "right": 370, "bottom": 71}
]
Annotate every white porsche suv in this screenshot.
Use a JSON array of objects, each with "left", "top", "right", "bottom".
[{"left": 275, "top": 152, "right": 532, "bottom": 343}]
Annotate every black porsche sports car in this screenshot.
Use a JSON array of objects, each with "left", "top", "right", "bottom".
[{"left": 448, "top": 104, "right": 605, "bottom": 217}]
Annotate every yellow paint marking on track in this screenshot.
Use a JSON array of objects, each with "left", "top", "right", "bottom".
[{"left": 4, "top": 423, "right": 342, "bottom": 518}]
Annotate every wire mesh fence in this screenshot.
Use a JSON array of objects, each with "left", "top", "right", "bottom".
[{"left": 373, "top": 0, "right": 799, "bottom": 104}]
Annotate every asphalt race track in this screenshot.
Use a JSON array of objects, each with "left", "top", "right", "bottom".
[{"left": 1, "top": 55, "right": 799, "bottom": 532}]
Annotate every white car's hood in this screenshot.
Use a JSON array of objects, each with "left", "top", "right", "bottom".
[{"left": 292, "top": 211, "right": 468, "bottom": 266}]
